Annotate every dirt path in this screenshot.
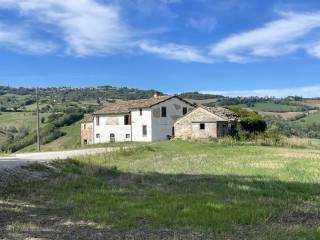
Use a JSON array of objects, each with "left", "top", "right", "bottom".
[{"left": 0, "top": 147, "right": 118, "bottom": 170}]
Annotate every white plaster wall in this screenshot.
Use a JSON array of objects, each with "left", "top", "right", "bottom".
[
  {"left": 92, "top": 97, "right": 194, "bottom": 143},
  {"left": 131, "top": 109, "right": 153, "bottom": 142},
  {"left": 93, "top": 115, "right": 131, "bottom": 143},
  {"left": 151, "top": 97, "right": 194, "bottom": 141}
]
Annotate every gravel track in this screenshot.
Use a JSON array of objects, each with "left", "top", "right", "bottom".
[{"left": 0, "top": 147, "right": 117, "bottom": 170}]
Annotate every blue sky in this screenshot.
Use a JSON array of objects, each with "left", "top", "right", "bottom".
[{"left": 0, "top": 0, "right": 320, "bottom": 97}]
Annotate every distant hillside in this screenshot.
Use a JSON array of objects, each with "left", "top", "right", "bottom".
[
  {"left": 1, "top": 85, "right": 320, "bottom": 151},
  {"left": 178, "top": 92, "right": 224, "bottom": 100}
]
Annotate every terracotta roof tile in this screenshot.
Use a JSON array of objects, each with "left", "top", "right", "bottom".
[
  {"left": 81, "top": 114, "right": 93, "bottom": 123},
  {"left": 202, "top": 106, "right": 239, "bottom": 121},
  {"left": 94, "top": 95, "right": 179, "bottom": 115}
]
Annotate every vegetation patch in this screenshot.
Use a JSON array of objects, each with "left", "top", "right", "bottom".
[{"left": 2, "top": 141, "right": 320, "bottom": 239}]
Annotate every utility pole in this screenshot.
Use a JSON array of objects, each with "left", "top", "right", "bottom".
[{"left": 36, "top": 87, "right": 40, "bottom": 152}]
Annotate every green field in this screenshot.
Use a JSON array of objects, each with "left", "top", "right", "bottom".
[
  {"left": 240, "top": 102, "right": 301, "bottom": 112},
  {"left": 295, "top": 111, "right": 320, "bottom": 125},
  {"left": 2, "top": 141, "right": 320, "bottom": 239},
  {"left": 0, "top": 112, "right": 50, "bottom": 147},
  {"left": 0, "top": 112, "right": 50, "bottom": 130},
  {"left": 20, "top": 122, "right": 81, "bottom": 152}
]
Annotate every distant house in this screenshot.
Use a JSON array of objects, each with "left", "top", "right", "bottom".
[
  {"left": 174, "top": 106, "right": 239, "bottom": 140},
  {"left": 81, "top": 94, "right": 194, "bottom": 144}
]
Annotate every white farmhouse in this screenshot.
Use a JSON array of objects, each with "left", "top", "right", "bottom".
[{"left": 83, "top": 95, "right": 194, "bottom": 144}]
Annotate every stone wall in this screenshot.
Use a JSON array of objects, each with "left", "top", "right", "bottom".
[
  {"left": 81, "top": 122, "right": 93, "bottom": 145},
  {"left": 174, "top": 108, "right": 227, "bottom": 140}
]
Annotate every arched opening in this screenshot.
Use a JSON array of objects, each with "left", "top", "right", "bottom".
[{"left": 110, "top": 133, "right": 115, "bottom": 142}]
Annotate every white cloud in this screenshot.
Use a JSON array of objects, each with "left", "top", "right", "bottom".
[
  {"left": 0, "top": 23, "right": 57, "bottom": 54},
  {"left": 186, "top": 17, "right": 217, "bottom": 33},
  {"left": 210, "top": 11, "right": 320, "bottom": 62},
  {"left": 306, "top": 42, "right": 320, "bottom": 58},
  {"left": 0, "top": 0, "right": 210, "bottom": 63},
  {"left": 0, "top": 0, "right": 130, "bottom": 56},
  {"left": 203, "top": 85, "right": 320, "bottom": 98},
  {"left": 2, "top": 0, "right": 320, "bottom": 65},
  {"left": 138, "top": 41, "right": 212, "bottom": 63}
]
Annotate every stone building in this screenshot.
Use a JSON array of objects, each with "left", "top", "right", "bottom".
[
  {"left": 81, "top": 95, "right": 194, "bottom": 144},
  {"left": 174, "top": 106, "right": 239, "bottom": 140},
  {"left": 80, "top": 115, "right": 93, "bottom": 145}
]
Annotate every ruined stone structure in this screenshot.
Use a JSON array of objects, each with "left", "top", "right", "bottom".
[{"left": 174, "top": 107, "right": 239, "bottom": 140}]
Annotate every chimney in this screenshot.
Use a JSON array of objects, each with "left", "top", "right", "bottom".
[{"left": 153, "top": 92, "right": 161, "bottom": 98}]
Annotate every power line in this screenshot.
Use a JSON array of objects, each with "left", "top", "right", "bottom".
[{"left": 36, "top": 87, "right": 40, "bottom": 152}]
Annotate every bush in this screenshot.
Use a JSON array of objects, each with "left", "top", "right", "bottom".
[
  {"left": 226, "top": 106, "right": 267, "bottom": 134},
  {"left": 240, "top": 117, "right": 267, "bottom": 133}
]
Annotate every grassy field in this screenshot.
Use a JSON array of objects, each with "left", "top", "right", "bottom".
[
  {"left": 2, "top": 141, "right": 320, "bottom": 239},
  {"left": 295, "top": 111, "right": 320, "bottom": 125},
  {"left": 0, "top": 112, "right": 50, "bottom": 147},
  {"left": 0, "top": 112, "right": 50, "bottom": 130},
  {"left": 239, "top": 102, "right": 301, "bottom": 112},
  {"left": 20, "top": 122, "right": 81, "bottom": 152}
]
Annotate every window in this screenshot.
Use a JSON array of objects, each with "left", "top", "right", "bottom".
[
  {"left": 124, "top": 115, "right": 131, "bottom": 125},
  {"left": 161, "top": 107, "right": 167, "bottom": 117},
  {"left": 142, "top": 125, "right": 147, "bottom": 136},
  {"left": 139, "top": 108, "right": 143, "bottom": 116},
  {"left": 96, "top": 133, "right": 100, "bottom": 138},
  {"left": 200, "top": 123, "right": 205, "bottom": 130},
  {"left": 110, "top": 133, "right": 115, "bottom": 142},
  {"left": 96, "top": 116, "right": 100, "bottom": 126},
  {"left": 84, "top": 139, "right": 88, "bottom": 145},
  {"left": 182, "top": 107, "right": 187, "bottom": 115},
  {"left": 83, "top": 124, "right": 86, "bottom": 129},
  {"left": 126, "top": 134, "right": 131, "bottom": 139}
]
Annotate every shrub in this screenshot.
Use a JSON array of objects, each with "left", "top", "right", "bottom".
[
  {"left": 240, "top": 117, "right": 267, "bottom": 133},
  {"left": 226, "top": 106, "right": 267, "bottom": 134}
]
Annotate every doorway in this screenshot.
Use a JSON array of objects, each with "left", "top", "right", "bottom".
[{"left": 110, "top": 133, "right": 115, "bottom": 142}]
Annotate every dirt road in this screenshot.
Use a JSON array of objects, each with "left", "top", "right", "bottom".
[{"left": 0, "top": 148, "right": 117, "bottom": 170}]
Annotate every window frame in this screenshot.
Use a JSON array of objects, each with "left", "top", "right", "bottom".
[
  {"left": 161, "top": 106, "right": 167, "bottom": 117},
  {"left": 182, "top": 107, "right": 187, "bottom": 115},
  {"left": 124, "top": 115, "right": 131, "bottom": 125},
  {"left": 142, "top": 125, "right": 147, "bottom": 136}
]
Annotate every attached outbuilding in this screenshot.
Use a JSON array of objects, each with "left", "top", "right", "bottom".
[
  {"left": 80, "top": 115, "right": 93, "bottom": 145},
  {"left": 174, "top": 106, "right": 239, "bottom": 140}
]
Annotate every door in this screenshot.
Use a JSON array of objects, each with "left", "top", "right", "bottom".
[{"left": 110, "top": 133, "right": 115, "bottom": 142}]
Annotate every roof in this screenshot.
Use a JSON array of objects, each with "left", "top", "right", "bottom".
[
  {"left": 94, "top": 95, "right": 193, "bottom": 115},
  {"left": 201, "top": 106, "right": 239, "bottom": 121},
  {"left": 81, "top": 114, "right": 93, "bottom": 123}
]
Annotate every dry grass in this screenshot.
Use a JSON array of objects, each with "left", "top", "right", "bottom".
[
  {"left": 303, "top": 99, "right": 320, "bottom": 109},
  {"left": 260, "top": 111, "right": 305, "bottom": 120},
  {"left": 1, "top": 141, "right": 320, "bottom": 239}
]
